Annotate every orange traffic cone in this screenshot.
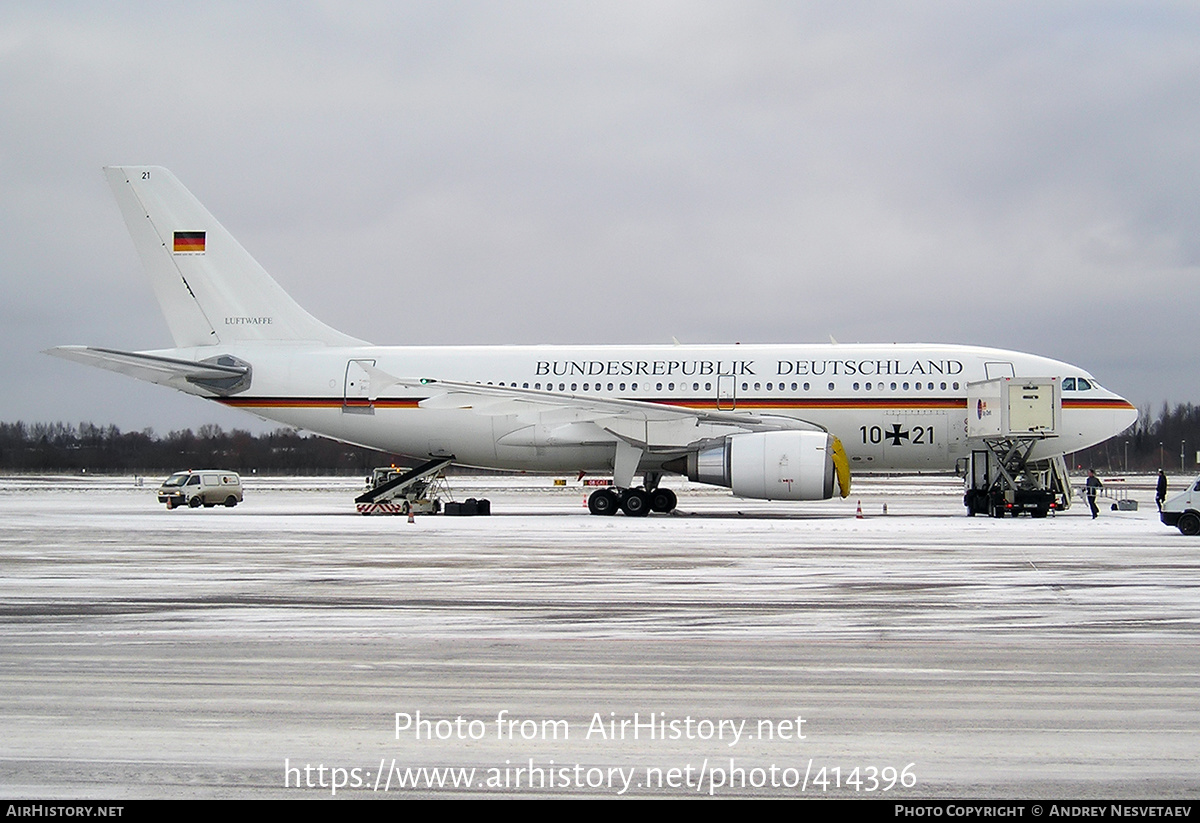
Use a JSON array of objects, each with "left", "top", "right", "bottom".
[
  {"left": 856, "top": 500, "right": 863, "bottom": 519},
  {"left": 407, "top": 509, "right": 415, "bottom": 524}
]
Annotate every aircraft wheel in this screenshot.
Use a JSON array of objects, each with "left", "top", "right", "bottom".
[
  {"left": 188, "top": 496, "right": 202, "bottom": 508},
  {"left": 588, "top": 488, "right": 620, "bottom": 516},
  {"left": 224, "top": 496, "right": 238, "bottom": 508},
  {"left": 650, "top": 488, "right": 677, "bottom": 513},
  {"left": 620, "top": 488, "right": 652, "bottom": 517},
  {"left": 1178, "top": 513, "right": 1200, "bottom": 536}
]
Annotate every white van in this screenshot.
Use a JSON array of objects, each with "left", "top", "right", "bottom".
[
  {"left": 158, "top": 470, "right": 243, "bottom": 509},
  {"left": 1161, "top": 476, "right": 1200, "bottom": 535}
]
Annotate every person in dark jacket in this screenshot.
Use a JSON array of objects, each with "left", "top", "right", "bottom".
[
  {"left": 1156, "top": 469, "right": 1168, "bottom": 512},
  {"left": 1086, "top": 470, "right": 1102, "bottom": 519}
]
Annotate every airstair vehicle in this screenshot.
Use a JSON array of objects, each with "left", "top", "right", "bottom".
[{"left": 355, "top": 457, "right": 453, "bottom": 515}]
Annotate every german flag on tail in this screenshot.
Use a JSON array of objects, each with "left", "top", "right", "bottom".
[{"left": 173, "top": 231, "right": 205, "bottom": 253}]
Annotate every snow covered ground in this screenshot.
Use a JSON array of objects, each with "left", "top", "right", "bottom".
[{"left": 1, "top": 473, "right": 1197, "bottom": 798}]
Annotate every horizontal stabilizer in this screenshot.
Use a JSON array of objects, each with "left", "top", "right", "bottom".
[{"left": 45, "top": 346, "right": 250, "bottom": 395}]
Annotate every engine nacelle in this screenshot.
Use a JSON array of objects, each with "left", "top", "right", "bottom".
[{"left": 686, "top": 430, "right": 838, "bottom": 500}]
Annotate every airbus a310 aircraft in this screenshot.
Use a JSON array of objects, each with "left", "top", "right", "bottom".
[{"left": 49, "top": 167, "right": 1137, "bottom": 516}]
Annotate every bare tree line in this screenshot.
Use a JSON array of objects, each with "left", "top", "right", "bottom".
[
  {"left": 0, "top": 422, "right": 403, "bottom": 475},
  {"left": 1071, "top": 402, "right": 1200, "bottom": 475}
]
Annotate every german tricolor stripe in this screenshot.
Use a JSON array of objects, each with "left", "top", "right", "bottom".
[
  {"left": 173, "top": 231, "right": 206, "bottom": 253},
  {"left": 1062, "top": 398, "right": 1137, "bottom": 410}
]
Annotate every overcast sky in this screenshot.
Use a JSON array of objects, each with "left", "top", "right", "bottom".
[{"left": 2, "top": 2, "right": 1198, "bottom": 433}]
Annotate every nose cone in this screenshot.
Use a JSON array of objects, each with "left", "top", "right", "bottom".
[
  {"left": 1115, "top": 400, "right": 1138, "bottom": 436},
  {"left": 1108, "top": 393, "right": 1139, "bottom": 439}
]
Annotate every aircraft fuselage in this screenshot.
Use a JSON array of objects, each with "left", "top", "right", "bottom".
[{"left": 156, "top": 341, "right": 1136, "bottom": 475}]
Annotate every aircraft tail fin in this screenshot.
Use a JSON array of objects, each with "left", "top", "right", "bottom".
[{"left": 104, "top": 166, "right": 365, "bottom": 348}]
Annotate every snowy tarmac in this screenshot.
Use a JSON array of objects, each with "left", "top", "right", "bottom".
[{"left": 1, "top": 473, "right": 1197, "bottom": 798}]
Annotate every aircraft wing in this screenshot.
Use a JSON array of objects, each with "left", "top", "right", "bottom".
[
  {"left": 45, "top": 346, "right": 249, "bottom": 393},
  {"left": 373, "top": 372, "right": 825, "bottom": 449},
  {"left": 390, "top": 375, "right": 849, "bottom": 496}
]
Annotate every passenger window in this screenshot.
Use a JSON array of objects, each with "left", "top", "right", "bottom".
[{"left": 187, "top": 475, "right": 200, "bottom": 486}]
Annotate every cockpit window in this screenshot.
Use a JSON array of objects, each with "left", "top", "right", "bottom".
[
  {"left": 1077, "top": 378, "right": 1092, "bottom": 390},
  {"left": 1062, "top": 378, "right": 1076, "bottom": 391}
]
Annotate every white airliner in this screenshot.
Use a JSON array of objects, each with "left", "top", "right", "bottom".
[{"left": 48, "top": 167, "right": 1137, "bottom": 516}]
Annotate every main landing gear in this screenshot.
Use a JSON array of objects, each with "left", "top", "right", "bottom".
[{"left": 587, "top": 473, "right": 678, "bottom": 517}]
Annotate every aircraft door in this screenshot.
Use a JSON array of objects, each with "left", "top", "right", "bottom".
[
  {"left": 717, "top": 374, "right": 737, "bottom": 410},
  {"left": 898, "top": 410, "right": 948, "bottom": 468},
  {"left": 984, "top": 361, "right": 1015, "bottom": 380},
  {"left": 343, "top": 359, "right": 376, "bottom": 414}
]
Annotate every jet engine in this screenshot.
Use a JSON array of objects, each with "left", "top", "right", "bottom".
[{"left": 680, "top": 430, "right": 849, "bottom": 501}]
